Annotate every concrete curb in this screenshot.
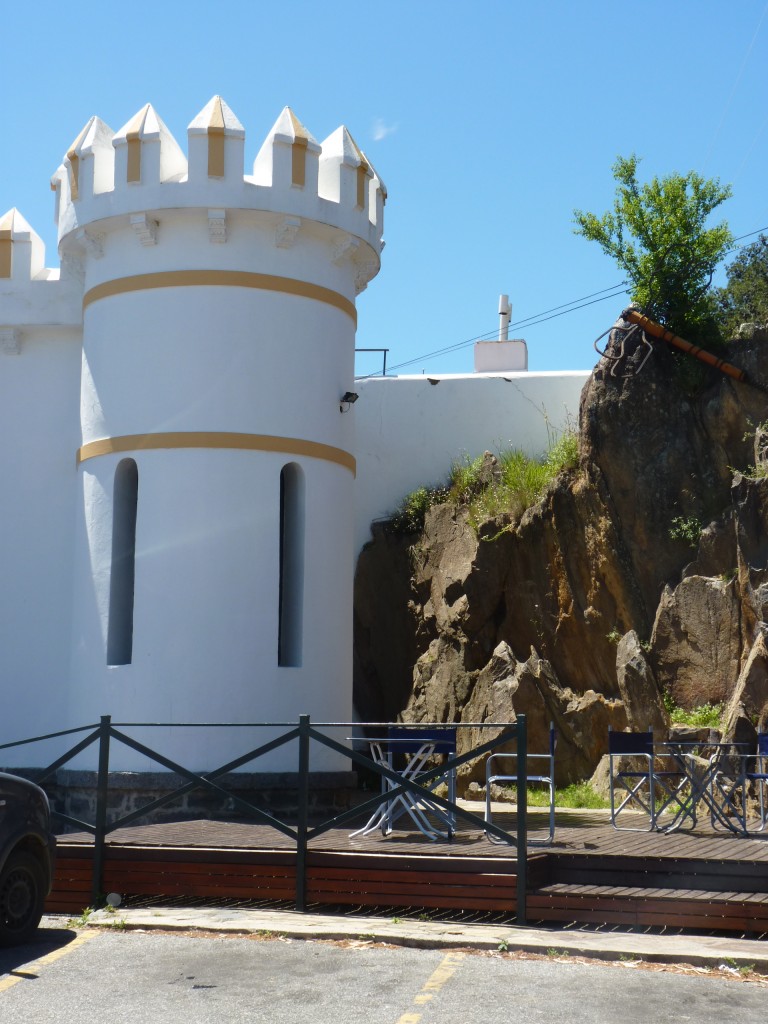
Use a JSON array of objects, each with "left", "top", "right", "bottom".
[{"left": 46, "top": 907, "right": 768, "bottom": 973}]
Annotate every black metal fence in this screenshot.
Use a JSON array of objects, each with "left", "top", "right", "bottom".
[{"left": 0, "top": 714, "right": 528, "bottom": 922}]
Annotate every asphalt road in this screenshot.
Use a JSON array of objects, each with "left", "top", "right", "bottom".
[{"left": 0, "top": 927, "right": 765, "bottom": 1024}]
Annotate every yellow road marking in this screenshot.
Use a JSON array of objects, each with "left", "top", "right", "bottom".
[
  {"left": 0, "top": 930, "right": 99, "bottom": 994},
  {"left": 395, "top": 951, "right": 465, "bottom": 1024}
]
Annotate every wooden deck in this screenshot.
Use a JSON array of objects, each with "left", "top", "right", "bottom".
[{"left": 47, "top": 806, "right": 768, "bottom": 935}]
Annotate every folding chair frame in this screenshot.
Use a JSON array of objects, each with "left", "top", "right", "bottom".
[
  {"left": 710, "top": 733, "right": 768, "bottom": 835},
  {"left": 485, "top": 722, "right": 556, "bottom": 846},
  {"left": 350, "top": 726, "right": 457, "bottom": 840},
  {"left": 747, "top": 733, "right": 768, "bottom": 831}
]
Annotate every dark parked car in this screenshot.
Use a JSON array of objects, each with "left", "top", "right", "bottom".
[{"left": 0, "top": 772, "right": 56, "bottom": 944}]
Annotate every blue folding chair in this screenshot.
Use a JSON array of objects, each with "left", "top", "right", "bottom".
[
  {"left": 485, "top": 722, "right": 556, "bottom": 845},
  {"left": 608, "top": 728, "right": 689, "bottom": 832},
  {"left": 380, "top": 726, "right": 457, "bottom": 838}
]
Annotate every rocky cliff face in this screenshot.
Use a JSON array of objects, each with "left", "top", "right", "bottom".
[{"left": 353, "top": 320, "right": 768, "bottom": 788}]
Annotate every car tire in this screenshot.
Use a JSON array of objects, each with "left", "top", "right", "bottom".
[{"left": 0, "top": 850, "right": 46, "bottom": 946}]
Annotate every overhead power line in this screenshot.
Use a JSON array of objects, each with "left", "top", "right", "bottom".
[
  {"left": 378, "top": 285, "right": 628, "bottom": 375},
  {"left": 358, "top": 226, "right": 768, "bottom": 378},
  {"left": 729, "top": 225, "right": 768, "bottom": 246}
]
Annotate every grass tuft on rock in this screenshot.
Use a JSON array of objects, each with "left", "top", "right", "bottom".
[
  {"left": 664, "top": 693, "right": 724, "bottom": 729},
  {"left": 388, "top": 428, "right": 580, "bottom": 537}
]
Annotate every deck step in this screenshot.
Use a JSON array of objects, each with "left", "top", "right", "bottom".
[
  {"left": 529, "top": 882, "right": 768, "bottom": 932},
  {"left": 548, "top": 852, "right": 768, "bottom": 894}
]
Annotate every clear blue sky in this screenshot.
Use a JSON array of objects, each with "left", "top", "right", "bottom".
[{"left": 2, "top": 1, "right": 766, "bottom": 375}]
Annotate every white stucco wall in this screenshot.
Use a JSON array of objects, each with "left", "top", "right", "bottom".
[
  {"left": 352, "top": 371, "right": 590, "bottom": 555},
  {"left": 66, "top": 221, "right": 364, "bottom": 769},
  {"left": 68, "top": 450, "right": 354, "bottom": 770},
  {"left": 0, "top": 327, "right": 81, "bottom": 742}
]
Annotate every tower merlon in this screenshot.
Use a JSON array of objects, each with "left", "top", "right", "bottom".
[
  {"left": 318, "top": 126, "right": 374, "bottom": 218},
  {"left": 113, "top": 104, "right": 188, "bottom": 188},
  {"left": 64, "top": 116, "right": 115, "bottom": 203},
  {"left": 0, "top": 208, "right": 46, "bottom": 281},
  {"left": 252, "top": 107, "right": 321, "bottom": 197},
  {"left": 366, "top": 159, "right": 386, "bottom": 229},
  {"left": 188, "top": 95, "right": 245, "bottom": 185}
]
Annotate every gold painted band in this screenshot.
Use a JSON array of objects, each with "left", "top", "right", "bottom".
[
  {"left": 83, "top": 270, "right": 357, "bottom": 324},
  {"left": 77, "top": 431, "right": 356, "bottom": 475}
]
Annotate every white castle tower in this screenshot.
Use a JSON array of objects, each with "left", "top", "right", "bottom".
[{"left": 0, "top": 97, "right": 384, "bottom": 773}]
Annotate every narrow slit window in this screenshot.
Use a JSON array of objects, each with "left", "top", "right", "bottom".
[
  {"left": 278, "top": 463, "right": 305, "bottom": 667},
  {"left": 107, "top": 458, "right": 138, "bottom": 666}
]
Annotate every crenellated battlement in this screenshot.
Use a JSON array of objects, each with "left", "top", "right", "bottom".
[{"left": 51, "top": 96, "right": 385, "bottom": 277}]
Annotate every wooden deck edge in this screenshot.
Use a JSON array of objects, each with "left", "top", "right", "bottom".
[
  {"left": 54, "top": 842, "right": 544, "bottom": 875},
  {"left": 45, "top": 839, "right": 768, "bottom": 935}
]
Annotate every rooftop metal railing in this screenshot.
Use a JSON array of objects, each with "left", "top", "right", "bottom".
[{"left": 354, "top": 347, "right": 389, "bottom": 377}]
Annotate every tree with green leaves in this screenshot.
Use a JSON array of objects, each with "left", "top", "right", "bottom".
[
  {"left": 574, "top": 155, "right": 732, "bottom": 342},
  {"left": 716, "top": 234, "right": 768, "bottom": 338}
]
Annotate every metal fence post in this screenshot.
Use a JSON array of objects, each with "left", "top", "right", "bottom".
[
  {"left": 295, "top": 715, "right": 311, "bottom": 911},
  {"left": 91, "top": 715, "right": 112, "bottom": 906},
  {"left": 515, "top": 713, "right": 527, "bottom": 925}
]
